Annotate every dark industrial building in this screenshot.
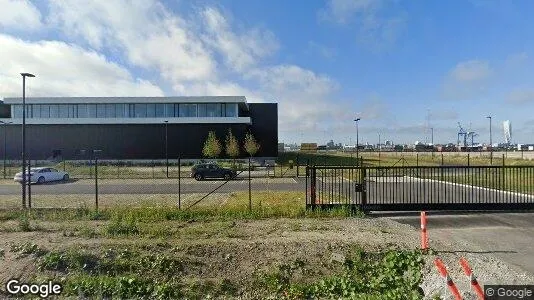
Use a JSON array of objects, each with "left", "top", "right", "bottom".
[{"left": 0, "top": 96, "right": 278, "bottom": 160}]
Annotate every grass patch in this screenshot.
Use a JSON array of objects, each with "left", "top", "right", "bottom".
[
  {"left": 0, "top": 191, "right": 362, "bottom": 223},
  {"left": 257, "top": 249, "right": 425, "bottom": 299}
]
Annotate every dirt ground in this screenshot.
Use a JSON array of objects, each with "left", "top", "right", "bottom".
[{"left": 1, "top": 215, "right": 533, "bottom": 299}]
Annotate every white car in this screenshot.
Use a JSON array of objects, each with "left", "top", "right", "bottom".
[{"left": 14, "top": 167, "right": 70, "bottom": 184}]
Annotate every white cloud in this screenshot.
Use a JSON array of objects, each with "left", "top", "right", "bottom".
[
  {"left": 48, "top": 0, "right": 216, "bottom": 83},
  {"left": 200, "top": 7, "right": 279, "bottom": 72},
  {"left": 0, "top": 34, "right": 163, "bottom": 97},
  {"left": 319, "top": 0, "right": 380, "bottom": 24},
  {"left": 505, "top": 52, "right": 528, "bottom": 68},
  {"left": 0, "top": 0, "right": 43, "bottom": 31},
  {"left": 506, "top": 88, "right": 534, "bottom": 104},
  {"left": 308, "top": 41, "right": 337, "bottom": 60},
  {"left": 318, "top": 0, "right": 406, "bottom": 51},
  {"left": 442, "top": 59, "right": 493, "bottom": 99},
  {"left": 449, "top": 60, "right": 492, "bottom": 82}
]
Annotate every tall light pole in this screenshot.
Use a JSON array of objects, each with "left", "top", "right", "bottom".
[
  {"left": 354, "top": 118, "right": 361, "bottom": 166},
  {"left": 164, "top": 120, "right": 169, "bottom": 178},
  {"left": 1, "top": 121, "right": 13, "bottom": 179},
  {"left": 486, "top": 115, "right": 492, "bottom": 164},
  {"left": 21, "top": 72, "right": 35, "bottom": 209},
  {"left": 430, "top": 127, "right": 434, "bottom": 157}
]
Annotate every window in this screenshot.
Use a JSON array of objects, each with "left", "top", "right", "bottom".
[
  {"left": 32, "top": 105, "right": 41, "bottom": 118},
  {"left": 70, "top": 105, "right": 77, "bottom": 118},
  {"left": 13, "top": 105, "right": 23, "bottom": 118},
  {"left": 116, "top": 104, "right": 126, "bottom": 118},
  {"left": 49, "top": 105, "right": 59, "bottom": 118},
  {"left": 129, "top": 104, "right": 135, "bottom": 117},
  {"left": 40, "top": 105, "right": 50, "bottom": 118},
  {"left": 59, "top": 105, "right": 69, "bottom": 118},
  {"left": 198, "top": 104, "right": 207, "bottom": 117},
  {"left": 225, "top": 103, "right": 237, "bottom": 117},
  {"left": 105, "top": 104, "right": 116, "bottom": 118},
  {"left": 88, "top": 104, "right": 97, "bottom": 118},
  {"left": 135, "top": 104, "right": 147, "bottom": 118},
  {"left": 146, "top": 103, "right": 156, "bottom": 118},
  {"left": 78, "top": 104, "right": 88, "bottom": 118},
  {"left": 156, "top": 104, "right": 165, "bottom": 117},
  {"left": 96, "top": 104, "right": 106, "bottom": 118},
  {"left": 206, "top": 103, "right": 221, "bottom": 117},
  {"left": 164, "top": 104, "right": 174, "bottom": 117},
  {"left": 179, "top": 104, "right": 197, "bottom": 117}
]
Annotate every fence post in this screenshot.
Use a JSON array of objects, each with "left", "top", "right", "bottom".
[
  {"left": 27, "top": 160, "right": 32, "bottom": 209},
  {"left": 502, "top": 153, "right": 505, "bottom": 191},
  {"left": 95, "top": 156, "right": 99, "bottom": 212},
  {"left": 441, "top": 153, "right": 444, "bottom": 166},
  {"left": 280, "top": 161, "right": 283, "bottom": 178},
  {"left": 89, "top": 157, "right": 93, "bottom": 179},
  {"left": 63, "top": 160, "right": 66, "bottom": 172},
  {"left": 310, "top": 166, "right": 316, "bottom": 206},
  {"left": 296, "top": 154, "right": 299, "bottom": 178},
  {"left": 178, "top": 156, "right": 181, "bottom": 210},
  {"left": 248, "top": 156, "right": 252, "bottom": 211},
  {"left": 361, "top": 167, "right": 367, "bottom": 209},
  {"left": 467, "top": 153, "right": 470, "bottom": 166},
  {"left": 117, "top": 160, "right": 120, "bottom": 179},
  {"left": 152, "top": 160, "right": 155, "bottom": 178}
]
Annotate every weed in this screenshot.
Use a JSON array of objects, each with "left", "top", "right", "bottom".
[
  {"left": 0, "top": 248, "right": 4, "bottom": 259},
  {"left": 105, "top": 214, "right": 139, "bottom": 236},
  {"left": 9, "top": 242, "right": 47, "bottom": 258},
  {"left": 17, "top": 215, "right": 32, "bottom": 232}
]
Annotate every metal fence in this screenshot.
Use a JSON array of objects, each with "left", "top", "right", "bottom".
[
  {"left": 306, "top": 165, "right": 534, "bottom": 211},
  {"left": 0, "top": 158, "right": 305, "bottom": 211}
]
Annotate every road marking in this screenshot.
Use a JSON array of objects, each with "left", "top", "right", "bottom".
[{"left": 405, "top": 176, "right": 534, "bottom": 199}]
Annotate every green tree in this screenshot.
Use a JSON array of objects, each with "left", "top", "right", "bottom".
[
  {"left": 202, "top": 131, "right": 222, "bottom": 158},
  {"left": 225, "top": 129, "right": 240, "bottom": 168},
  {"left": 243, "top": 131, "right": 261, "bottom": 157}
]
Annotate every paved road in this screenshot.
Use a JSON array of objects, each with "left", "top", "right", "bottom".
[
  {"left": 0, "top": 179, "right": 305, "bottom": 195},
  {"left": 385, "top": 212, "right": 534, "bottom": 275},
  {"left": 314, "top": 176, "right": 534, "bottom": 207}
]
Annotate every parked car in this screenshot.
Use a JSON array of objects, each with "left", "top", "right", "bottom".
[
  {"left": 190, "top": 163, "right": 236, "bottom": 181},
  {"left": 14, "top": 167, "right": 70, "bottom": 184}
]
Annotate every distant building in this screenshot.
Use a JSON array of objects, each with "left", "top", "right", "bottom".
[{"left": 503, "top": 120, "right": 512, "bottom": 145}]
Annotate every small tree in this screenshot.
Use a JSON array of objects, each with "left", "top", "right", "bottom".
[
  {"left": 225, "top": 128, "right": 240, "bottom": 168},
  {"left": 202, "top": 131, "right": 222, "bottom": 159},
  {"left": 243, "top": 132, "right": 261, "bottom": 157}
]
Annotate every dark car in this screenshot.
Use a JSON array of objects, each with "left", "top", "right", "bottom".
[{"left": 190, "top": 163, "right": 236, "bottom": 181}]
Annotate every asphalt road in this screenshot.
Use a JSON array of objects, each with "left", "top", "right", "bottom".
[
  {"left": 386, "top": 212, "right": 534, "bottom": 275},
  {"left": 0, "top": 179, "right": 305, "bottom": 195}
]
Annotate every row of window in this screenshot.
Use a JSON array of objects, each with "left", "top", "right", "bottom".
[{"left": 12, "top": 103, "right": 239, "bottom": 119}]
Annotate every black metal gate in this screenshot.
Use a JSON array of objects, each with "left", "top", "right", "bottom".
[{"left": 306, "top": 165, "right": 534, "bottom": 211}]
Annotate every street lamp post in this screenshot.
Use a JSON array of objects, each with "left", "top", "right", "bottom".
[
  {"left": 1, "top": 121, "right": 13, "bottom": 179},
  {"left": 354, "top": 118, "right": 361, "bottom": 166},
  {"left": 431, "top": 127, "right": 434, "bottom": 157},
  {"left": 486, "top": 116, "right": 492, "bottom": 164},
  {"left": 164, "top": 120, "right": 169, "bottom": 178},
  {"left": 20, "top": 72, "right": 35, "bottom": 209}
]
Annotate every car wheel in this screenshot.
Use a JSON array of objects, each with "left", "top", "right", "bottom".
[
  {"left": 37, "top": 176, "right": 45, "bottom": 184},
  {"left": 194, "top": 174, "right": 203, "bottom": 181},
  {"left": 63, "top": 174, "right": 69, "bottom": 181},
  {"left": 224, "top": 173, "right": 232, "bottom": 180}
]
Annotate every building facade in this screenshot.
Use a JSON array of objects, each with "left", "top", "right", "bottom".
[{"left": 0, "top": 96, "right": 277, "bottom": 160}]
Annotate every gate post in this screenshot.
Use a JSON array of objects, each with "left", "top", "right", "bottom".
[
  {"left": 310, "top": 166, "right": 317, "bottom": 206},
  {"left": 361, "top": 167, "right": 367, "bottom": 209}
]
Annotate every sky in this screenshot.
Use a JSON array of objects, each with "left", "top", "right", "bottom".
[{"left": 1, "top": 0, "right": 534, "bottom": 146}]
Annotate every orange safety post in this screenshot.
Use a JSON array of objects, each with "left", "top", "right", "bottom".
[
  {"left": 434, "top": 258, "right": 463, "bottom": 300},
  {"left": 459, "top": 257, "right": 485, "bottom": 300},
  {"left": 420, "top": 211, "right": 428, "bottom": 250}
]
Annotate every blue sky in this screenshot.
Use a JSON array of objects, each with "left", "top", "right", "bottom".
[{"left": 1, "top": 0, "right": 534, "bottom": 145}]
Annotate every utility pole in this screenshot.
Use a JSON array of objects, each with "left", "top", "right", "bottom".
[
  {"left": 354, "top": 118, "right": 361, "bottom": 166},
  {"left": 486, "top": 116, "right": 492, "bottom": 164}
]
